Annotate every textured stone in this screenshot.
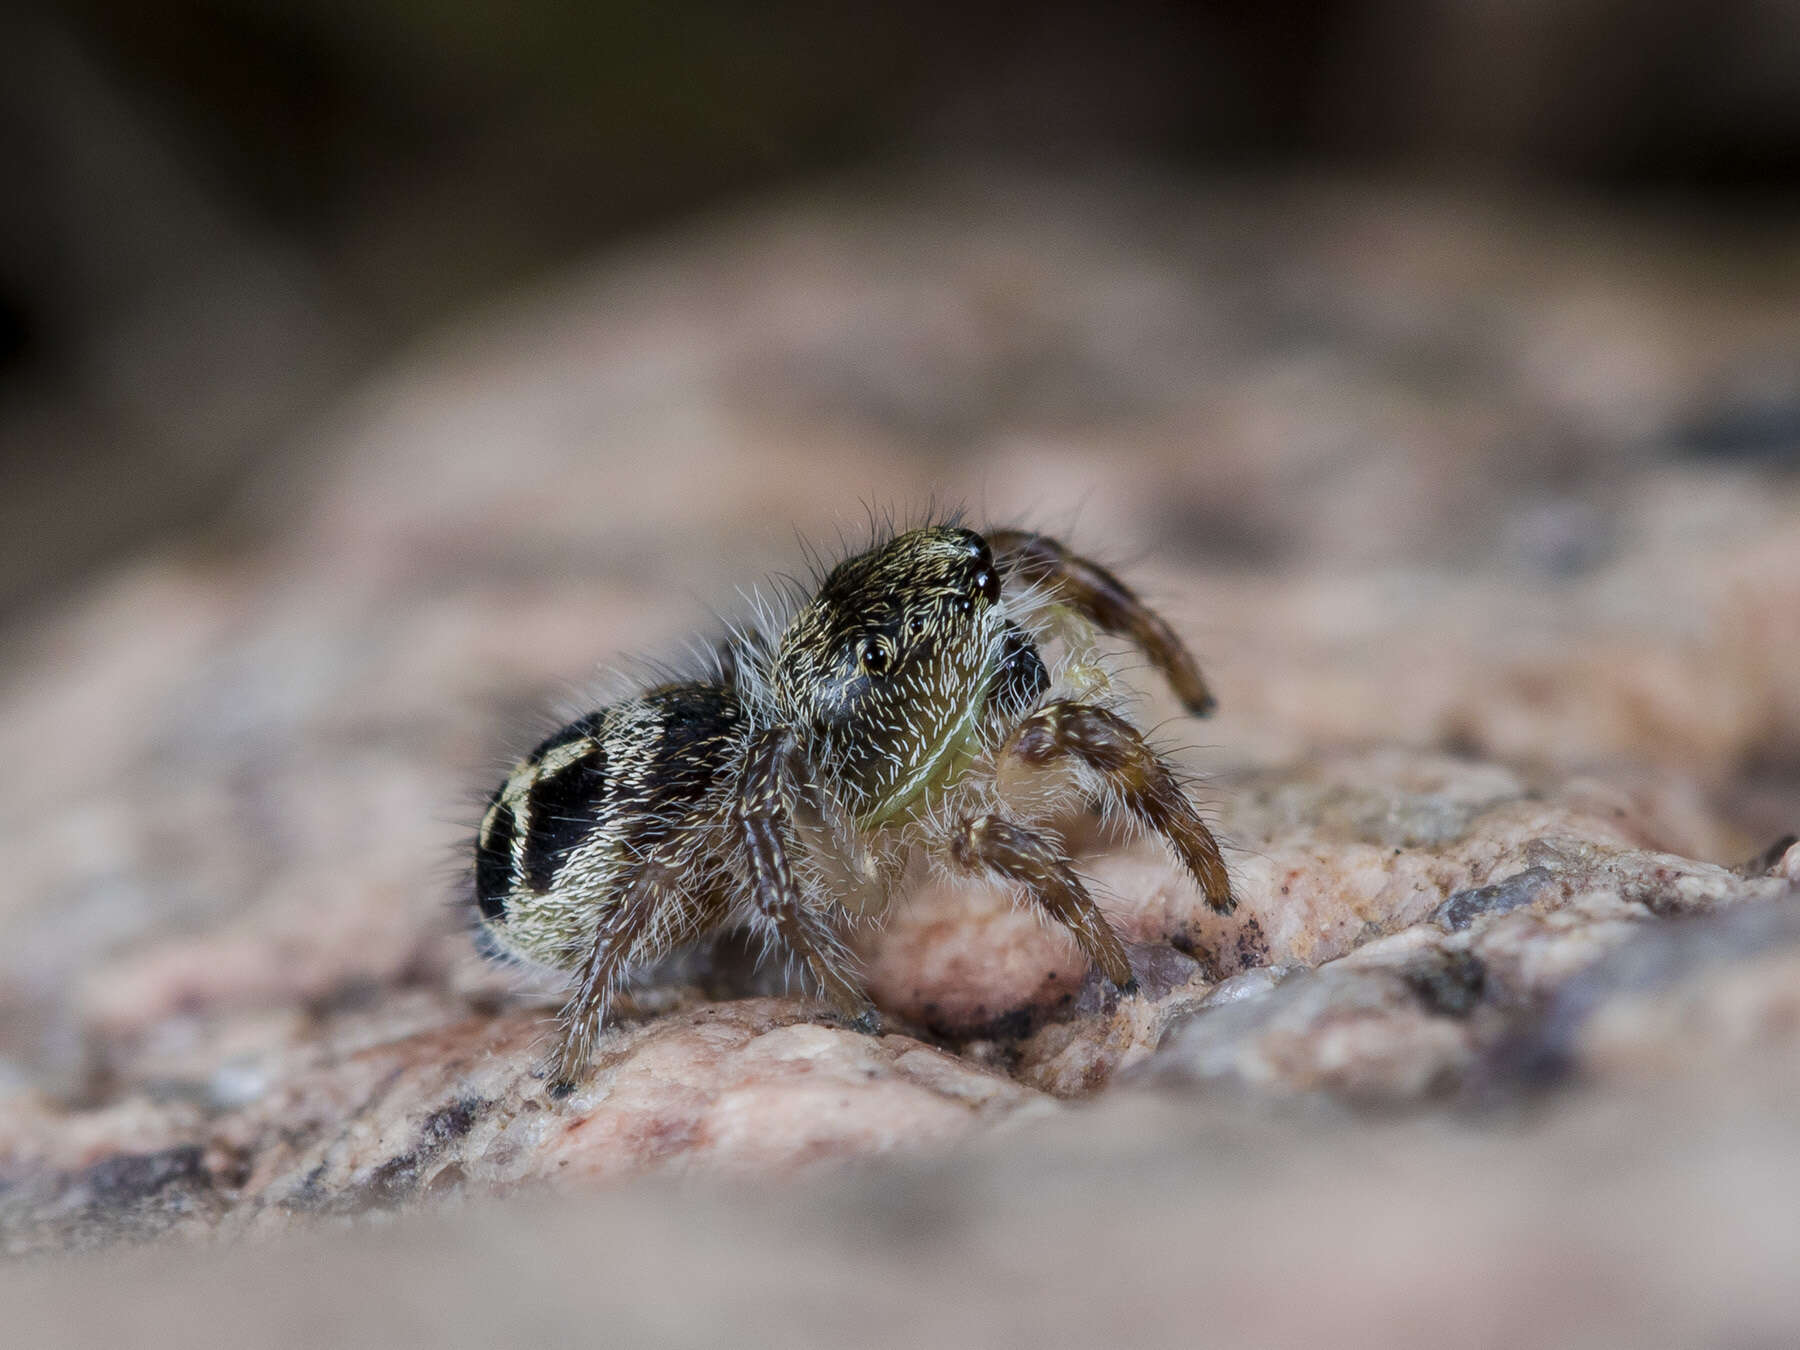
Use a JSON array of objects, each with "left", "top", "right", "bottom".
[
  {"left": 2, "top": 174, "right": 1799, "bottom": 1289},
  {"left": 8, "top": 1063, "right": 1800, "bottom": 1350},
  {"left": 2, "top": 1000, "right": 1045, "bottom": 1254}
]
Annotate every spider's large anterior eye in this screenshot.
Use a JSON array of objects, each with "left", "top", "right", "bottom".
[
  {"left": 859, "top": 639, "right": 889, "bottom": 674},
  {"left": 963, "top": 536, "right": 1000, "bottom": 605}
]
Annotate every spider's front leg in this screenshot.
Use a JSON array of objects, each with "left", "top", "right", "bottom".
[
  {"left": 735, "top": 727, "right": 881, "bottom": 1034},
  {"left": 946, "top": 813, "right": 1135, "bottom": 991},
  {"left": 987, "top": 528, "right": 1216, "bottom": 716},
  {"left": 997, "top": 701, "right": 1235, "bottom": 915}
]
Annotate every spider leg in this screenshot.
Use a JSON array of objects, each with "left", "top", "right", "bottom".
[
  {"left": 947, "top": 813, "right": 1135, "bottom": 991},
  {"left": 998, "top": 700, "right": 1236, "bottom": 915},
  {"left": 736, "top": 727, "right": 881, "bottom": 1033},
  {"left": 546, "top": 833, "right": 700, "bottom": 1096},
  {"left": 987, "top": 528, "right": 1216, "bottom": 716}
]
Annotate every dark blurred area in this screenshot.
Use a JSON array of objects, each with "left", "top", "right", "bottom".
[{"left": 3, "top": 0, "right": 1799, "bottom": 621}]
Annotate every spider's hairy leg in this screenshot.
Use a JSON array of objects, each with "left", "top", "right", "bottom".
[
  {"left": 987, "top": 528, "right": 1216, "bottom": 716},
  {"left": 997, "top": 701, "right": 1236, "bottom": 915},
  {"left": 736, "top": 727, "right": 880, "bottom": 1033},
  {"left": 546, "top": 833, "right": 700, "bottom": 1096},
  {"left": 948, "top": 813, "right": 1135, "bottom": 990}
]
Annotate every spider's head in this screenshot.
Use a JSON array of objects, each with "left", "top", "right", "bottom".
[{"left": 773, "top": 525, "right": 1004, "bottom": 820}]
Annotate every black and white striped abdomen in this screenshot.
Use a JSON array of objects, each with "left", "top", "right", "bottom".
[{"left": 473, "top": 683, "right": 746, "bottom": 968}]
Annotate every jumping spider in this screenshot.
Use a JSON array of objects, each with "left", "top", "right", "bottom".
[{"left": 474, "top": 522, "right": 1235, "bottom": 1093}]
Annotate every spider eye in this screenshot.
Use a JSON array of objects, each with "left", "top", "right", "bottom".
[
  {"left": 859, "top": 639, "right": 889, "bottom": 674},
  {"left": 905, "top": 614, "right": 927, "bottom": 640}
]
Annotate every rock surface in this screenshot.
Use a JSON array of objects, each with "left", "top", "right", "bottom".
[{"left": 2, "top": 171, "right": 1799, "bottom": 1340}]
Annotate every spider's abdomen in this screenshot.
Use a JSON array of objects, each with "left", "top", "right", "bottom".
[{"left": 474, "top": 682, "right": 746, "bottom": 970}]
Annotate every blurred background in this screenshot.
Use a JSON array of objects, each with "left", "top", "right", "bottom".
[{"left": 4, "top": 0, "right": 1799, "bottom": 620}]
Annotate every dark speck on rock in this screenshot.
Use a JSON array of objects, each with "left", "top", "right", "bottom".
[
  {"left": 1675, "top": 391, "right": 1800, "bottom": 467},
  {"left": 423, "top": 1163, "right": 467, "bottom": 1199},
  {"left": 1736, "top": 834, "right": 1798, "bottom": 879},
  {"left": 1404, "top": 950, "right": 1488, "bottom": 1018},
  {"left": 1475, "top": 896, "right": 1800, "bottom": 1097},
  {"left": 363, "top": 1153, "right": 423, "bottom": 1207},
  {"left": 1433, "top": 866, "right": 1555, "bottom": 931},
  {"left": 1127, "top": 943, "right": 1202, "bottom": 1000},
  {"left": 4, "top": 1146, "right": 220, "bottom": 1252},
  {"left": 917, "top": 1001, "right": 1039, "bottom": 1045},
  {"left": 420, "top": 1096, "right": 485, "bottom": 1146},
  {"left": 1073, "top": 968, "right": 1122, "bottom": 1017},
  {"left": 1233, "top": 916, "right": 1270, "bottom": 974},
  {"left": 74, "top": 1146, "right": 210, "bottom": 1211}
]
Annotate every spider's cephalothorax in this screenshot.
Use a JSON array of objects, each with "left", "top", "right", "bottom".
[
  {"left": 474, "top": 523, "right": 1235, "bottom": 1093},
  {"left": 773, "top": 526, "right": 1009, "bottom": 823}
]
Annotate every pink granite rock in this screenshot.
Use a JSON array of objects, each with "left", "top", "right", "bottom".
[{"left": 3, "top": 174, "right": 1799, "bottom": 1281}]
